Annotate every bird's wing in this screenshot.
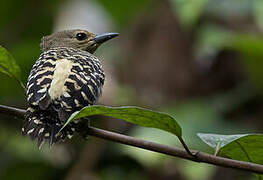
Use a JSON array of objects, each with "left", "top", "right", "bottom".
[
  {"left": 59, "top": 54, "right": 105, "bottom": 112},
  {"left": 26, "top": 53, "right": 56, "bottom": 108}
]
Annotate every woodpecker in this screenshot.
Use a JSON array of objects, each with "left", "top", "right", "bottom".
[{"left": 22, "top": 29, "right": 118, "bottom": 147}]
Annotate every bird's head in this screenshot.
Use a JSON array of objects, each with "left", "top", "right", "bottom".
[{"left": 40, "top": 29, "right": 119, "bottom": 54}]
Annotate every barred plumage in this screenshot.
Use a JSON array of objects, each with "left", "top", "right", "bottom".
[{"left": 23, "top": 29, "right": 118, "bottom": 147}]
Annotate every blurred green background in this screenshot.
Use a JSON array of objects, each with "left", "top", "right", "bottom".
[{"left": 1, "top": 0, "right": 263, "bottom": 179}]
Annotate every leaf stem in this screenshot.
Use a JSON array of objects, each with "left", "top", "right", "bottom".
[
  {"left": 13, "top": 76, "right": 26, "bottom": 92},
  {"left": 178, "top": 136, "right": 196, "bottom": 157},
  {"left": 0, "top": 63, "right": 26, "bottom": 92},
  {"left": 19, "top": 80, "right": 26, "bottom": 92},
  {"left": 214, "top": 141, "right": 221, "bottom": 156}
]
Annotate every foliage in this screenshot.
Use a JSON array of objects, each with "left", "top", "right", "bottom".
[
  {"left": 62, "top": 105, "right": 182, "bottom": 137},
  {"left": 198, "top": 133, "right": 263, "bottom": 178},
  {"left": 0, "top": 46, "right": 24, "bottom": 89}
]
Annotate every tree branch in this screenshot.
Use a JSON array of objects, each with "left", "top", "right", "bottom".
[
  {"left": 0, "top": 104, "right": 26, "bottom": 117},
  {"left": 0, "top": 104, "right": 263, "bottom": 174}
]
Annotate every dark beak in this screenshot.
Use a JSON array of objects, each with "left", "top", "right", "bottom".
[{"left": 93, "top": 32, "right": 119, "bottom": 44}]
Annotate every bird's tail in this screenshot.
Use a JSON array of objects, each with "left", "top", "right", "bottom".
[{"left": 22, "top": 107, "right": 75, "bottom": 148}]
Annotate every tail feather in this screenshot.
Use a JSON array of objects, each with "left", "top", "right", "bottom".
[
  {"left": 32, "top": 125, "right": 41, "bottom": 140},
  {"left": 22, "top": 108, "right": 75, "bottom": 148},
  {"left": 49, "top": 125, "right": 55, "bottom": 147},
  {"left": 37, "top": 126, "right": 46, "bottom": 148}
]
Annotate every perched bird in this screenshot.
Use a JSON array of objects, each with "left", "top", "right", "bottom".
[{"left": 22, "top": 29, "right": 118, "bottom": 147}]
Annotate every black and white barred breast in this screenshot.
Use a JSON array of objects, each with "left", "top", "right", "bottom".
[{"left": 22, "top": 47, "right": 104, "bottom": 147}]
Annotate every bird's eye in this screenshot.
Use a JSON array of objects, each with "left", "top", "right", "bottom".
[{"left": 76, "top": 33, "right": 87, "bottom": 41}]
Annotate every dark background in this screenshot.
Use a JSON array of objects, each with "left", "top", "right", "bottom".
[{"left": 0, "top": 0, "right": 263, "bottom": 179}]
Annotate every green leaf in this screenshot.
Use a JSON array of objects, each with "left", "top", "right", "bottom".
[
  {"left": 197, "top": 133, "right": 249, "bottom": 150},
  {"left": 62, "top": 105, "right": 182, "bottom": 137},
  {"left": 198, "top": 133, "right": 263, "bottom": 174},
  {"left": 0, "top": 45, "right": 21, "bottom": 81}
]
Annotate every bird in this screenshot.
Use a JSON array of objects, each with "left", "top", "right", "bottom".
[{"left": 22, "top": 29, "right": 118, "bottom": 147}]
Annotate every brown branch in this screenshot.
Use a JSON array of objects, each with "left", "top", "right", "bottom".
[
  {"left": 0, "top": 104, "right": 26, "bottom": 118},
  {"left": 0, "top": 104, "right": 263, "bottom": 174}
]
